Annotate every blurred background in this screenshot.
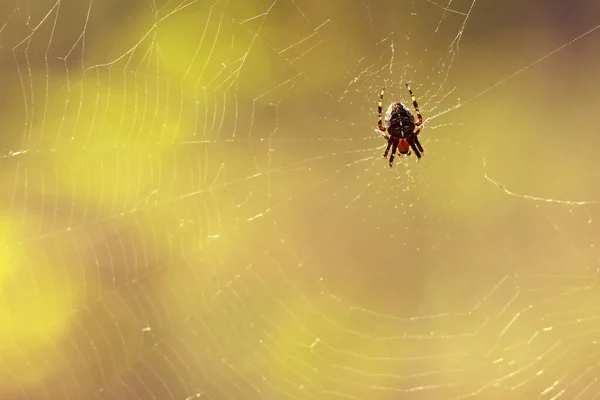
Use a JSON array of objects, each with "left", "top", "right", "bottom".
[{"left": 1, "top": 0, "right": 600, "bottom": 399}]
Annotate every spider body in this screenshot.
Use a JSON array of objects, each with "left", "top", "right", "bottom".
[{"left": 375, "top": 82, "right": 424, "bottom": 167}]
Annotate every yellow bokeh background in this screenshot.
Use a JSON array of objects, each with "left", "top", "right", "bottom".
[{"left": 1, "top": 0, "right": 599, "bottom": 398}]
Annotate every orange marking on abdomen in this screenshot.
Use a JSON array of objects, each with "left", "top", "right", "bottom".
[{"left": 398, "top": 139, "right": 410, "bottom": 154}]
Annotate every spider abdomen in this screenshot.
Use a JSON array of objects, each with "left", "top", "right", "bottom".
[{"left": 385, "top": 102, "right": 415, "bottom": 138}]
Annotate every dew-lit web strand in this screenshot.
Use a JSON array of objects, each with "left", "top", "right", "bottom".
[
  {"left": 7, "top": 5, "right": 337, "bottom": 153},
  {"left": 3, "top": 0, "right": 600, "bottom": 395},
  {"left": 427, "top": 0, "right": 477, "bottom": 109},
  {"left": 334, "top": 0, "right": 477, "bottom": 211},
  {"left": 232, "top": 0, "right": 281, "bottom": 140},
  {"left": 232, "top": 245, "right": 502, "bottom": 397},
  {"left": 430, "top": 21, "right": 600, "bottom": 122},
  {"left": 12, "top": 0, "right": 61, "bottom": 142},
  {"left": 83, "top": 18, "right": 524, "bottom": 394},
  {"left": 453, "top": 276, "right": 600, "bottom": 399},
  {"left": 122, "top": 33, "right": 159, "bottom": 147},
  {"left": 178, "top": 4, "right": 224, "bottom": 138},
  {"left": 69, "top": 6, "right": 93, "bottom": 148},
  {"left": 18, "top": 3, "right": 370, "bottom": 400},
  {"left": 483, "top": 159, "right": 600, "bottom": 207},
  {"left": 82, "top": 0, "right": 197, "bottom": 73},
  {"left": 240, "top": 7, "right": 330, "bottom": 140},
  {"left": 4, "top": 0, "right": 596, "bottom": 278},
  {"left": 355, "top": 1, "right": 477, "bottom": 133},
  {"left": 118, "top": 14, "right": 600, "bottom": 400},
  {"left": 40, "top": 1, "right": 63, "bottom": 147},
  {"left": 4, "top": 2, "right": 298, "bottom": 238},
  {"left": 428, "top": 21, "right": 600, "bottom": 207}
]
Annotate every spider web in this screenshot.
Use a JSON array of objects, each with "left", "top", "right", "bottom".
[{"left": 2, "top": 0, "right": 600, "bottom": 399}]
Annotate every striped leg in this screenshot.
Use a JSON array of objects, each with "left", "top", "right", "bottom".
[
  {"left": 383, "top": 138, "right": 393, "bottom": 158},
  {"left": 408, "top": 138, "right": 422, "bottom": 159},
  {"left": 377, "top": 87, "right": 387, "bottom": 132},
  {"left": 389, "top": 138, "right": 399, "bottom": 167},
  {"left": 413, "top": 136, "right": 424, "bottom": 153},
  {"left": 405, "top": 81, "right": 423, "bottom": 127}
]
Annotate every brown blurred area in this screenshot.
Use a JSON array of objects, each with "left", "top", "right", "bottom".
[{"left": 1, "top": 0, "right": 600, "bottom": 399}]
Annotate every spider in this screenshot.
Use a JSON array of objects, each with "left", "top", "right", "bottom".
[{"left": 374, "top": 81, "right": 424, "bottom": 167}]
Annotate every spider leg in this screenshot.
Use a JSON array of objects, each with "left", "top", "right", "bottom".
[
  {"left": 405, "top": 81, "right": 423, "bottom": 127},
  {"left": 413, "top": 125, "right": 423, "bottom": 137},
  {"left": 383, "top": 138, "right": 393, "bottom": 158},
  {"left": 389, "top": 138, "right": 399, "bottom": 168},
  {"left": 413, "top": 136, "right": 424, "bottom": 153},
  {"left": 377, "top": 87, "right": 387, "bottom": 132},
  {"left": 374, "top": 128, "right": 390, "bottom": 140},
  {"left": 408, "top": 138, "right": 421, "bottom": 159}
]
